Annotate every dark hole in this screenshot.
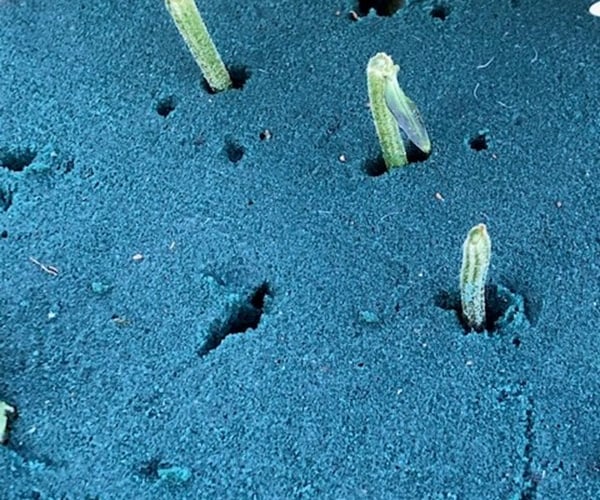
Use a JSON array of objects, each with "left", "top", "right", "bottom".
[
  {"left": 0, "top": 147, "right": 36, "bottom": 172},
  {"left": 156, "top": 96, "right": 176, "bottom": 117},
  {"left": 198, "top": 282, "right": 272, "bottom": 356},
  {"left": 224, "top": 138, "right": 245, "bottom": 163},
  {"left": 365, "top": 135, "right": 430, "bottom": 175},
  {"left": 468, "top": 132, "right": 489, "bottom": 151},
  {"left": 357, "top": 0, "right": 405, "bottom": 16},
  {"left": 512, "top": 337, "right": 521, "bottom": 348},
  {"left": 203, "top": 65, "right": 250, "bottom": 93},
  {"left": 248, "top": 282, "right": 270, "bottom": 311},
  {"left": 364, "top": 155, "right": 387, "bottom": 176},
  {"left": 229, "top": 65, "right": 250, "bottom": 89},
  {"left": 1, "top": 230, "right": 7, "bottom": 238},
  {"left": 430, "top": 4, "right": 450, "bottom": 20},
  {"left": 406, "top": 141, "right": 431, "bottom": 163},
  {"left": 434, "top": 284, "right": 523, "bottom": 334}
]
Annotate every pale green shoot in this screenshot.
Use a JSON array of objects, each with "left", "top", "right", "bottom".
[
  {"left": 367, "top": 52, "right": 430, "bottom": 170},
  {"left": 165, "top": 0, "right": 232, "bottom": 92},
  {"left": 460, "top": 223, "right": 492, "bottom": 331}
]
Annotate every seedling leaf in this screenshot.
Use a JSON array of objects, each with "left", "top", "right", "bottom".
[{"left": 384, "top": 78, "right": 431, "bottom": 154}]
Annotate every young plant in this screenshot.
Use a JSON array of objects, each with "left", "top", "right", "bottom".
[
  {"left": 165, "top": 0, "right": 232, "bottom": 92},
  {"left": 366, "top": 52, "right": 431, "bottom": 170},
  {"left": 460, "top": 223, "right": 492, "bottom": 332},
  {"left": 0, "top": 401, "right": 16, "bottom": 444}
]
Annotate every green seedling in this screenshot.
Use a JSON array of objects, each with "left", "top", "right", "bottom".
[
  {"left": 460, "top": 223, "right": 492, "bottom": 331},
  {"left": 0, "top": 401, "right": 16, "bottom": 444},
  {"left": 165, "top": 0, "right": 232, "bottom": 92},
  {"left": 367, "top": 52, "right": 430, "bottom": 169}
]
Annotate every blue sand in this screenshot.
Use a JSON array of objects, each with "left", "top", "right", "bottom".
[{"left": 1, "top": 0, "right": 599, "bottom": 498}]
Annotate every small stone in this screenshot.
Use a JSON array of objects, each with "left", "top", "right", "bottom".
[
  {"left": 259, "top": 129, "right": 272, "bottom": 141},
  {"left": 157, "top": 465, "right": 192, "bottom": 484},
  {"left": 91, "top": 281, "right": 112, "bottom": 295},
  {"left": 358, "top": 310, "right": 380, "bottom": 324}
]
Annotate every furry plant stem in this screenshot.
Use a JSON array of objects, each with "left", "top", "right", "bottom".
[
  {"left": 165, "top": 0, "right": 232, "bottom": 92},
  {"left": 460, "top": 223, "right": 492, "bottom": 331}
]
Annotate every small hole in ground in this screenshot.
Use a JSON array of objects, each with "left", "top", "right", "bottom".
[
  {"left": 356, "top": 0, "right": 405, "bottom": 16},
  {"left": 467, "top": 130, "right": 490, "bottom": 151},
  {"left": 156, "top": 96, "right": 176, "bottom": 117},
  {"left": 224, "top": 137, "right": 245, "bottom": 163},
  {"left": 406, "top": 141, "right": 431, "bottom": 163},
  {"left": 364, "top": 156, "right": 387, "bottom": 176},
  {"left": 229, "top": 65, "right": 250, "bottom": 89},
  {"left": 364, "top": 142, "right": 430, "bottom": 176},
  {"left": 198, "top": 282, "right": 272, "bottom": 357},
  {"left": 0, "top": 146, "right": 37, "bottom": 172},
  {"left": 434, "top": 284, "right": 528, "bottom": 334},
  {"left": 203, "top": 65, "right": 250, "bottom": 93},
  {"left": 430, "top": 3, "right": 450, "bottom": 20}
]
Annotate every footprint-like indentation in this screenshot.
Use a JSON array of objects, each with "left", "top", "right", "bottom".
[
  {"left": 495, "top": 382, "right": 537, "bottom": 497},
  {"left": 197, "top": 281, "right": 272, "bottom": 357},
  {"left": 434, "top": 283, "right": 529, "bottom": 336}
]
